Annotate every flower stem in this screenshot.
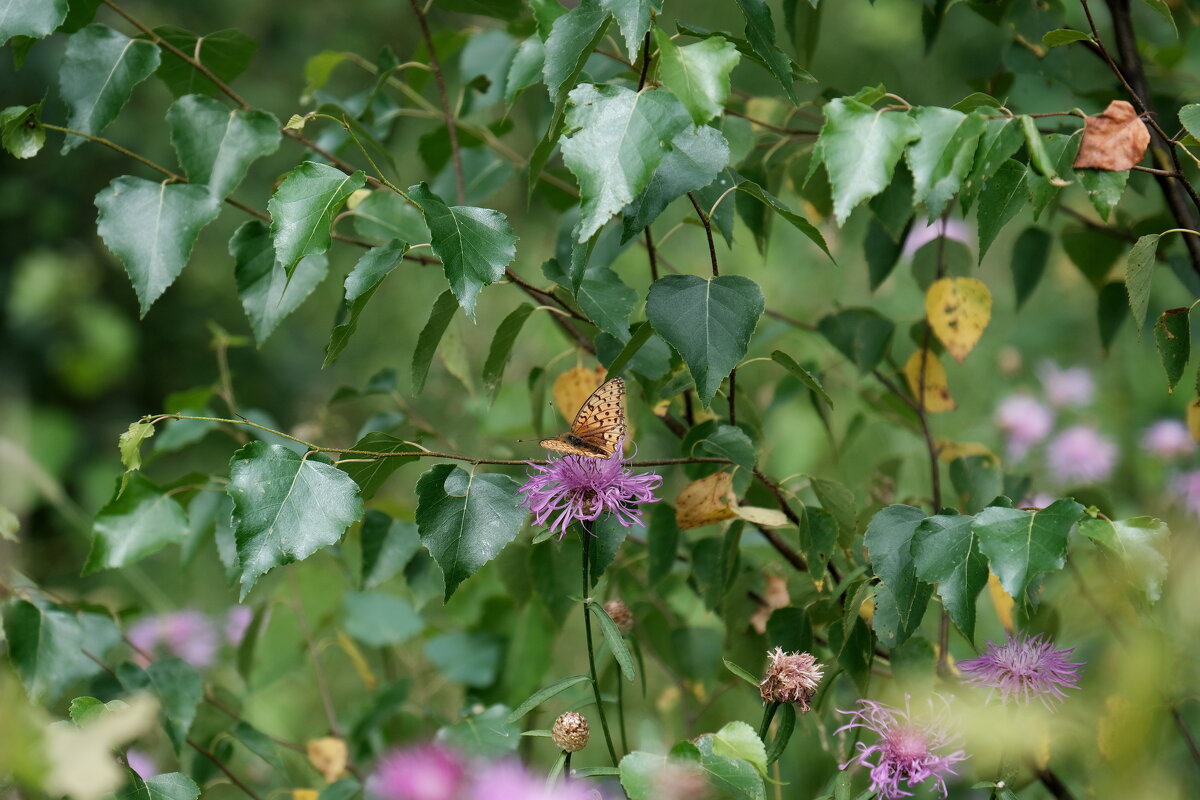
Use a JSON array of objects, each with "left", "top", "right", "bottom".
[
  {"left": 616, "top": 665, "right": 629, "bottom": 754},
  {"left": 758, "top": 700, "right": 781, "bottom": 741},
  {"left": 581, "top": 531, "right": 620, "bottom": 765}
]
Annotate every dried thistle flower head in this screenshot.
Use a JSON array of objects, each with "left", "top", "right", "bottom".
[
  {"left": 551, "top": 711, "right": 589, "bottom": 753},
  {"left": 759, "top": 647, "right": 824, "bottom": 710},
  {"left": 603, "top": 599, "right": 634, "bottom": 634}
]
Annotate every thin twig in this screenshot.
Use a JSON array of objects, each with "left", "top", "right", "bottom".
[
  {"left": 637, "top": 31, "right": 652, "bottom": 92},
  {"left": 688, "top": 192, "right": 720, "bottom": 277},
  {"left": 644, "top": 227, "right": 660, "bottom": 281},
  {"left": 188, "top": 737, "right": 265, "bottom": 800},
  {"left": 287, "top": 570, "right": 345, "bottom": 742},
  {"left": 409, "top": 0, "right": 464, "bottom": 204}
]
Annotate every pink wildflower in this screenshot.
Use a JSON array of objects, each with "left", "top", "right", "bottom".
[
  {"left": 1037, "top": 361, "right": 1095, "bottom": 408},
  {"left": 1046, "top": 425, "right": 1118, "bottom": 483},
  {"left": 994, "top": 395, "right": 1054, "bottom": 460},
  {"left": 1141, "top": 419, "right": 1194, "bottom": 460}
]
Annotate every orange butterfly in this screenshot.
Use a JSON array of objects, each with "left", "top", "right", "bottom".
[{"left": 540, "top": 377, "right": 627, "bottom": 458}]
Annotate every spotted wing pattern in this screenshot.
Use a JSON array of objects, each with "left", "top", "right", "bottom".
[{"left": 539, "top": 377, "right": 627, "bottom": 458}]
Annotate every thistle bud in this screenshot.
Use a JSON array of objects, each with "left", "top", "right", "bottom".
[
  {"left": 603, "top": 599, "right": 634, "bottom": 635},
  {"left": 551, "top": 711, "right": 589, "bottom": 753},
  {"left": 759, "top": 647, "right": 823, "bottom": 710}
]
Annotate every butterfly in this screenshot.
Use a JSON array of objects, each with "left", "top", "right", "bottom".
[{"left": 540, "top": 377, "right": 627, "bottom": 458}]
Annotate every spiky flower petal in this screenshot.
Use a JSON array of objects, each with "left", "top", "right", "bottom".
[
  {"left": 958, "top": 632, "right": 1083, "bottom": 710},
  {"left": 759, "top": 648, "right": 823, "bottom": 710}
]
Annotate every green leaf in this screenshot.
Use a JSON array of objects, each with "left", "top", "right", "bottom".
[
  {"left": 166, "top": 95, "right": 280, "bottom": 200},
  {"left": 324, "top": 240, "right": 408, "bottom": 366},
  {"left": 543, "top": 0, "right": 610, "bottom": 104},
  {"left": 408, "top": 182, "right": 518, "bottom": 319},
  {"left": 145, "top": 658, "right": 202, "bottom": 754},
  {"left": 425, "top": 632, "right": 502, "bottom": 687},
  {"left": 733, "top": 0, "right": 799, "bottom": 104},
  {"left": 912, "top": 513, "right": 987, "bottom": 641},
  {"left": 317, "top": 780, "right": 360, "bottom": 800},
  {"left": 1021, "top": 115, "right": 1059, "bottom": 181},
  {"left": 603, "top": 320, "right": 655, "bottom": 380},
  {"left": 411, "top": 289, "right": 459, "bottom": 392},
  {"left": 230, "top": 220, "right": 329, "bottom": 345},
  {"left": 694, "top": 733, "right": 767, "bottom": 800},
  {"left": 338, "top": 432, "right": 422, "bottom": 500},
  {"left": 1139, "top": 0, "right": 1176, "bottom": 37},
  {"left": 95, "top": 177, "right": 221, "bottom": 316},
  {"left": 437, "top": 704, "right": 520, "bottom": 758},
  {"left": 817, "top": 308, "right": 894, "bottom": 372},
  {"left": 733, "top": 178, "right": 831, "bottom": 259},
  {"left": 949, "top": 455, "right": 1002, "bottom": 514},
  {"left": 1026, "top": 132, "right": 1081, "bottom": 219},
  {"left": 765, "top": 703, "right": 795, "bottom": 765},
  {"left": 351, "top": 189, "right": 430, "bottom": 244},
  {"left": 505, "top": 36, "right": 544, "bottom": 106},
  {"left": 0, "top": 0, "right": 67, "bottom": 44},
  {"left": 118, "top": 421, "right": 155, "bottom": 472},
  {"left": 598, "top": 0, "right": 656, "bottom": 58},
  {"left": 415, "top": 464, "right": 526, "bottom": 601},
  {"left": 904, "top": 107, "right": 987, "bottom": 221},
  {"left": 864, "top": 504, "right": 931, "bottom": 649},
  {"left": 1154, "top": 307, "right": 1190, "bottom": 392},
  {"left": 1, "top": 102, "right": 45, "bottom": 158},
  {"left": 2, "top": 599, "right": 121, "bottom": 702},
  {"left": 723, "top": 658, "right": 760, "bottom": 688},
  {"left": 960, "top": 116, "right": 1023, "bottom": 211},
  {"left": 119, "top": 773, "right": 201, "bottom": 800},
  {"left": 576, "top": 265, "right": 638, "bottom": 340},
  {"left": 67, "top": 696, "right": 106, "bottom": 725},
  {"left": 153, "top": 26, "right": 257, "bottom": 98},
  {"left": 227, "top": 441, "right": 364, "bottom": 598},
  {"left": 1098, "top": 281, "right": 1129, "bottom": 352},
  {"left": 343, "top": 590, "right": 423, "bottom": 646},
  {"left": 648, "top": 503, "right": 681, "bottom": 585},
  {"left": 655, "top": 30, "right": 740, "bottom": 125},
  {"left": 483, "top": 303, "right": 535, "bottom": 401},
  {"left": 85, "top": 472, "right": 188, "bottom": 574},
  {"left": 622, "top": 125, "right": 731, "bottom": 242},
  {"left": 1180, "top": 105, "right": 1200, "bottom": 141},
  {"left": 811, "top": 476, "right": 857, "bottom": 543},
  {"left": 865, "top": 216, "right": 905, "bottom": 289},
  {"left": 268, "top": 161, "right": 365, "bottom": 276},
  {"left": 700, "top": 425, "right": 757, "bottom": 471},
  {"left": 973, "top": 498, "right": 1084, "bottom": 601},
  {"left": 1011, "top": 227, "right": 1051, "bottom": 308},
  {"left": 1126, "top": 234, "right": 1161, "bottom": 335},
  {"left": 1042, "top": 28, "right": 1091, "bottom": 47},
  {"left": 817, "top": 98, "right": 920, "bottom": 223},
  {"left": 646, "top": 274, "right": 765, "bottom": 405},
  {"left": 975, "top": 159, "right": 1028, "bottom": 261},
  {"left": 1078, "top": 516, "right": 1170, "bottom": 602},
  {"left": 710, "top": 720, "right": 768, "bottom": 777},
  {"left": 58, "top": 24, "right": 161, "bottom": 152},
  {"left": 360, "top": 511, "right": 421, "bottom": 588},
  {"left": 620, "top": 752, "right": 675, "bottom": 800},
  {"left": 588, "top": 599, "right": 636, "bottom": 680},
  {"left": 770, "top": 350, "right": 832, "bottom": 406},
  {"left": 1078, "top": 169, "right": 1128, "bottom": 222},
  {"left": 505, "top": 674, "right": 591, "bottom": 723},
  {"left": 562, "top": 83, "right": 691, "bottom": 241}
]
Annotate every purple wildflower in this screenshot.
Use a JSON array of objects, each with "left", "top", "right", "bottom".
[
  {"left": 1142, "top": 419, "right": 1195, "bottom": 460},
  {"left": 994, "top": 395, "right": 1054, "bottom": 460},
  {"left": 465, "top": 760, "right": 595, "bottom": 800},
  {"left": 518, "top": 442, "right": 662, "bottom": 539},
  {"left": 224, "top": 605, "right": 255, "bottom": 647},
  {"left": 836, "top": 696, "right": 967, "bottom": 800},
  {"left": 1037, "top": 360, "right": 1095, "bottom": 408},
  {"left": 125, "top": 749, "right": 157, "bottom": 779},
  {"left": 902, "top": 217, "right": 972, "bottom": 258},
  {"left": 1172, "top": 469, "right": 1200, "bottom": 518},
  {"left": 372, "top": 744, "right": 465, "bottom": 800},
  {"left": 958, "top": 632, "right": 1083, "bottom": 710},
  {"left": 128, "top": 610, "right": 219, "bottom": 669},
  {"left": 1046, "top": 425, "right": 1118, "bottom": 483}
]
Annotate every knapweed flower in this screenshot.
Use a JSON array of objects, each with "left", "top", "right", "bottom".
[
  {"left": 1046, "top": 425, "right": 1118, "bottom": 483},
  {"left": 465, "top": 760, "right": 594, "bottom": 800},
  {"left": 1142, "top": 419, "right": 1195, "bottom": 460},
  {"left": 1037, "top": 360, "right": 1095, "bottom": 408},
  {"left": 127, "top": 610, "right": 219, "bottom": 669},
  {"left": 1172, "top": 470, "right": 1200, "bottom": 518},
  {"left": 372, "top": 744, "right": 465, "bottom": 800},
  {"left": 836, "top": 697, "right": 967, "bottom": 800},
  {"left": 551, "top": 711, "right": 589, "bottom": 753},
  {"left": 958, "top": 632, "right": 1083, "bottom": 710},
  {"left": 518, "top": 442, "right": 662, "bottom": 539},
  {"left": 994, "top": 395, "right": 1054, "bottom": 460},
  {"left": 759, "top": 648, "right": 824, "bottom": 710}
]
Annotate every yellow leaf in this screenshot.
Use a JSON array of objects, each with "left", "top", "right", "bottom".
[
  {"left": 1188, "top": 399, "right": 1200, "bottom": 443},
  {"left": 336, "top": 630, "right": 378, "bottom": 691},
  {"left": 904, "top": 349, "right": 956, "bottom": 412},
  {"left": 293, "top": 791, "right": 319, "bottom": 800},
  {"left": 858, "top": 595, "right": 875, "bottom": 622},
  {"left": 733, "top": 505, "right": 790, "bottom": 527},
  {"left": 306, "top": 737, "right": 348, "bottom": 783},
  {"left": 987, "top": 571, "right": 1015, "bottom": 633},
  {"left": 925, "top": 277, "right": 992, "bottom": 363},
  {"left": 675, "top": 471, "right": 738, "bottom": 530},
  {"left": 935, "top": 439, "right": 996, "bottom": 463},
  {"left": 552, "top": 366, "right": 604, "bottom": 424}
]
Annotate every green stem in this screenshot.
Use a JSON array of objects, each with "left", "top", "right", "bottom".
[
  {"left": 758, "top": 700, "right": 781, "bottom": 741},
  {"left": 582, "top": 531, "right": 620, "bottom": 765},
  {"left": 616, "top": 664, "right": 629, "bottom": 755}
]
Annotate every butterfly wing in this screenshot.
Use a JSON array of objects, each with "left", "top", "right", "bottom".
[{"left": 539, "top": 377, "right": 627, "bottom": 458}]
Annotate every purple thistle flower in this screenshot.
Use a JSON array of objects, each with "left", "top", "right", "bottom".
[
  {"left": 465, "top": 760, "right": 596, "bottom": 800},
  {"left": 224, "top": 605, "right": 255, "bottom": 647},
  {"left": 958, "top": 632, "right": 1083, "bottom": 710},
  {"left": 518, "top": 442, "right": 662, "bottom": 539},
  {"left": 836, "top": 696, "right": 967, "bottom": 800},
  {"left": 371, "top": 744, "right": 465, "bottom": 800},
  {"left": 128, "top": 610, "right": 220, "bottom": 669}
]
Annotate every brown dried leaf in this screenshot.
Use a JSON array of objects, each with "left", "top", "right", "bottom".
[
  {"left": 732, "top": 505, "right": 790, "bottom": 527},
  {"left": 306, "top": 737, "right": 348, "bottom": 783},
  {"left": 552, "top": 366, "right": 605, "bottom": 423},
  {"left": 1073, "top": 100, "right": 1150, "bottom": 171},
  {"left": 675, "top": 471, "right": 738, "bottom": 530}
]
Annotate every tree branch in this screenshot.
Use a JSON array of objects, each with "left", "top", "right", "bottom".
[{"left": 409, "top": 0, "right": 464, "bottom": 204}]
